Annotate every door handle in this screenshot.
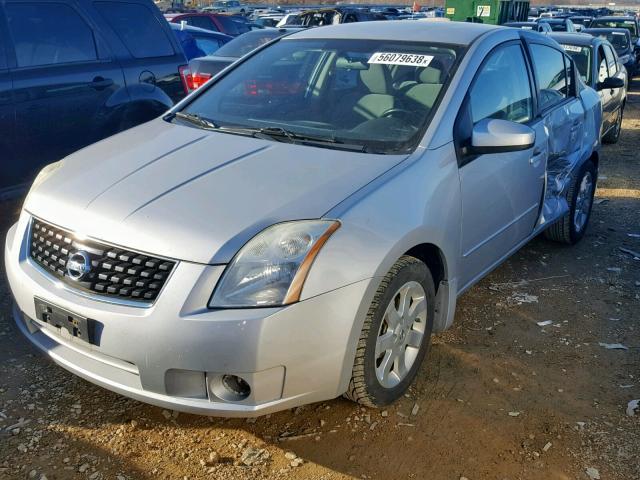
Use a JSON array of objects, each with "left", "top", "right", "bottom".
[{"left": 90, "top": 77, "right": 114, "bottom": 90}]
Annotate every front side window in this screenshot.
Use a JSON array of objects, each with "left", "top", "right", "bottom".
[
  {"left": 95, "top": 2, "right": 174, "bottom": 58},
  {"left": 603, "top": 45, "right": 617, "bottom": 75},
  {"left": 6, "top": 3, "right": 97, "bottom": 67},
  {"left": 530, "top": 44, "right": 569, "bottom": 110},
  {"left": 469, "top": 44, "right": 533, "bottom": 124},
  {"left": 178, "top": 38, "right": 463, "bottom": 154}
]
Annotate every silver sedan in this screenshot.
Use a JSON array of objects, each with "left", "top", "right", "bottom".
[{"left": 5, "top": 21, "right": 601, "bottom": 416}]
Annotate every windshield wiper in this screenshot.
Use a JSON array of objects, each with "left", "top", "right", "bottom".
[
  {"left": 255, "top": 127, "right": 366, "bottom": 151},
  {"left": 170, "top": 115, "right": 366, "bottom": 152},
  {"left": 173, "top": 112, "right": 219, "bottom": 130}
]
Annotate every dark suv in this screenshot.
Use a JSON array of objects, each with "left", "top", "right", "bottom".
[{"left": 0, "top": 0, "right": 188, "bottom": 193}]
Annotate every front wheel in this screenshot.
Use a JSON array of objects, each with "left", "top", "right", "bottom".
[
  {"left": 544, "top": 160, "right": 597, "bottom": 245},
  {"left": 345, "top": 255, "right": 435, "bottom": 407}
]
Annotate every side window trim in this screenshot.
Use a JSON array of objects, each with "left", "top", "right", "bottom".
[
  {"left": 524, "top": 40, "right": 576, "bottom": 115},
  {"left": 453, "top": 39, "right": 535, "bottom": 168}
]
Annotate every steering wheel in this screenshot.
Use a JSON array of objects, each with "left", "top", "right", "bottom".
[{"left": 380, "top": 108, "right": 413, "bottom": 120}]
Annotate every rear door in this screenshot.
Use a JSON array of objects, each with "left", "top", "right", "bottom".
[
  {"left": 526, "top": 42, "right": 586, "bottom": 208},
  {"left": 5, "top": 0, "right": 126, "bottom": 188},
  {"left": 93, "top": 0, "right": 187, "bottom": 104},
  {"left": 457, "top": 41, "right": 546, "bottom": 286},
  {"left": 0, "top": 7, "right": 16, "bottom": 192}
]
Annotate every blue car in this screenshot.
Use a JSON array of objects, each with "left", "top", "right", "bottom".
[{"left": 170, "top": 22, "right": 232, "bottom": 61}]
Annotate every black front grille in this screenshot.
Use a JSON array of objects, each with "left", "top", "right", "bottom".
[{"left": 29, "top": 218, "right": 175, "bottom": 303}]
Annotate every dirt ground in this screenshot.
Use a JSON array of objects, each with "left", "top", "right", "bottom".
[{"left": 1, "top": 82, "right": 639, "bottom": 480}]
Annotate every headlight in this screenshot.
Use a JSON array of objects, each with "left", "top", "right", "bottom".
[{"left": 210, "top": 220, "right": 340, "bottom": 308}]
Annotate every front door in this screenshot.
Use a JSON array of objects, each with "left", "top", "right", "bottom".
[{"left": 457, "top": 42, "right": 545, "bottom": 287}]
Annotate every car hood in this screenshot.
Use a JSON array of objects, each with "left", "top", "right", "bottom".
[{"left": 25, "top": 119, "right": 406, "bottom": 264}]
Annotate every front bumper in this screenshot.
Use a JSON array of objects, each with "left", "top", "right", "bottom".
[{"left": 5, "top": 213, "right": 373, "bottom": 416}]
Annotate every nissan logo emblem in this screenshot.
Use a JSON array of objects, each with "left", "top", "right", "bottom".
[{"left": 66, "top": 251, "right": 92, "bottom": 281}]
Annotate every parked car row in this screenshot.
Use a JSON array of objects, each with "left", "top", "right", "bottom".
[{"left": 6, "top": 20, "right": 606, "bottom": 417}]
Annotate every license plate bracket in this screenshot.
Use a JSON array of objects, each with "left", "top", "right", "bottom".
[{"left": 34, "top": 298, "right": 96, "bottom": 345}]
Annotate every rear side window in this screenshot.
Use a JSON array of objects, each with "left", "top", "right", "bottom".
[
  {"left": 95, "top": 2, "right": 174, "bottom": 58},
  {"left": 6, "top": 3, "right": 97, "bottom": 67},
  {"left": 182, "top": 16, "right": 219, "bottom": 31},
  {"left": 530, "top": 44, "right": 569, "bottom": 110},
  {"left": 193, "top": 36, "right": 223, "bottom": 57},
  {"left": 469, "top": 44, "right": 533, "bottom": 124},
  {"left": 216, "top": 16, "right": 250, "bottom": 35}
]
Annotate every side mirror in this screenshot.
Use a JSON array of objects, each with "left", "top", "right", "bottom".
[
  {"left": 597, "top": 76, "right": 624, "bottom": 90},
  {"left": 470, "top": 118, "right": 535, "bottom": 154}
]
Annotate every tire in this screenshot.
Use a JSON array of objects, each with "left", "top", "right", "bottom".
[
  {"left": 602, "top": 106, "right": 623, "bottom": 144},
  {"left": 345, "top": 255, "right": 435, "bottom": 407},
  {"left": 544, "top": 160, "right": 596, "bottom": 245}
]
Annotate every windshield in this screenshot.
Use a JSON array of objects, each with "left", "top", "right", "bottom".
[
  {"left": 590, "top": 19, "right": 638, "bottom": 37},
  {"left": 561, "top": 44, "right": 592, "bottom": 83},
  {"left": 544, "top": 21, "right": 568, "bottom": 31},
  {"left": 178, "top": 38, "right": 462, "bottom": 154},
  {"left": 600, "top": 31, "right": 631, "bottom": 53},
  {"left": 213, "top": 30, "right": 283, "bottom": 58}
]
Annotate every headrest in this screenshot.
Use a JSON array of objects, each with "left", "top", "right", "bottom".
[
  {"left": 360, "top": 63, "right": 390, "bottom": 94},
  {"left": 419, "top": 66, "right": 442, "bottom": 84}
]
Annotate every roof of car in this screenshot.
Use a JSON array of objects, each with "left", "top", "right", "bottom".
[
  {"left": 549, "top": 32, "right": 598, "bottom": 46},
  {"left": 584, "top": 27, "right": 632, "bottom": 36},
  {"left": 285, "top": 20, "right": 500, "bottom": 45},
  {"left": 592, "top": 16, "right": 635, "bottom": 21}
]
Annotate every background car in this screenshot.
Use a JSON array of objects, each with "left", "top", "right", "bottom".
[
  {"left": 0, "top": 0, "right": 187, "bottom": 194},
  {"left": 551, "top": 32, "right": 627, "bottom": 143},
  {"left": 588, "top": 15, "right": 640, "bottom": 67},
  {"left": 570, "top": 15, "right": 593, "bottom": 28},
  {"left": 170, "top": 23, "right": 232, "bottom": 61},
  {"left": 538, "top": 18, "right": 577, "bottom": 32},
  {"left": 584, "top": 28, "right": 638, "bottom": 76},
  {"left": 504, "top": 21, "right": 552, "bottom": 33},
  {"left": 203, "top": 0, "right": 248, "bottom": 15},
  {"left": 276, "top": 7, "right": 384, "bottom": 27},
  {"left": 184, "top": 28, "right": 302, "bottom": 92},
  {"left": 170, "top": 12, "right": 250, "bottom": 36}
]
